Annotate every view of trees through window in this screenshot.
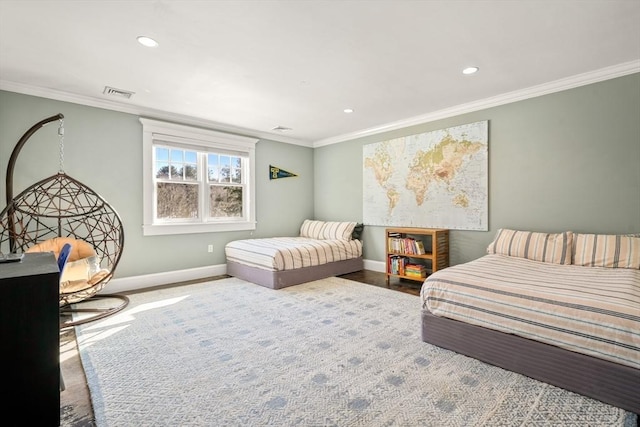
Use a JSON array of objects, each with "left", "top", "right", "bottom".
[
  {"left": 157, "top": 182, "right": 198, "bottom": 219},
  {"left": 155, "top": 147, "right": 244, "bottom": 220},
  {"left": 209, "top": 186, "right": 243, "bottom": 217}
]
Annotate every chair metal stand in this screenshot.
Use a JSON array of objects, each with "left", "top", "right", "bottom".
[{"left": 60, "top": 294, "right": 130, "bottom": 329}]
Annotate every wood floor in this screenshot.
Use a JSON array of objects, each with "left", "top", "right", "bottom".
[{"left": 59, "top": 269, "right": 421, "bottom": 426}]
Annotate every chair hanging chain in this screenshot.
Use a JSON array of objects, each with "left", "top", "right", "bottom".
[{"left": 58, "top": 118, "right": 65, "bottom": 172}]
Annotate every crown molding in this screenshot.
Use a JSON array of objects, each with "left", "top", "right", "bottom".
[
  {"left": 2, "top": 60, "right": 638, "bottom": 150},
  {"left": 0, "top": 81, "right": 313, "bottom": 148},
  {"left": 313, "top": 60, "right": 640, "bottom": 148}
]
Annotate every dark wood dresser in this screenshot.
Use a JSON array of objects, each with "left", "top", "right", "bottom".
[{"left": 0, "top": 252, "right": 60, "bottom": 425}]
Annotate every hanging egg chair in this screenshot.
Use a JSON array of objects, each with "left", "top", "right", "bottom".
[{"left": 0, "top": 113, "right": 128, "bottom": 328}]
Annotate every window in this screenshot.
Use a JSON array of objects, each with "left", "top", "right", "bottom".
[{"left": 140, "top": 118, "right": 258, "bottom": 236}]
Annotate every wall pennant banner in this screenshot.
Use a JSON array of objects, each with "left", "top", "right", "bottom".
[{"left": 269, "top": 165, "right": 298, "bottom": 180}]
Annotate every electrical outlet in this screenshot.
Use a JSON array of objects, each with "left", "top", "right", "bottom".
[{"left": 207, "top": 244, "right": 213, "bottom": 253}]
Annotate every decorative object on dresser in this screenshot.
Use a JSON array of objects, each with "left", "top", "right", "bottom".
[{"left": 386, "top": 227, "right": 449, "bottom": 286}]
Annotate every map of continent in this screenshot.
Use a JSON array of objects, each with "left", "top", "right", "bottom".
[{"left": 363, "top": 121, "right": 488, "bottom": 230}]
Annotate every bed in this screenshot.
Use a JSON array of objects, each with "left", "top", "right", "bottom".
[
  {"left": 420, "top": 229, "right": 640, "bottom": 414},
  {"left": 225, "top": 220, "right": 364, "bottom": 289}
]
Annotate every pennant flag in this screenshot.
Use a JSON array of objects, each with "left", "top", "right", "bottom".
[{"left": 269, "top": 165, "right": 298, "bottom": 180}]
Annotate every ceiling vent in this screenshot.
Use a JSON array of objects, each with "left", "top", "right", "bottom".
[{"left": 103, "top": 86, "right": 135, "bottom": 99}]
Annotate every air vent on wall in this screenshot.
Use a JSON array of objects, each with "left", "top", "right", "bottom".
[{"left": 103, "top": 86, "right": 135, "bottom": 99}]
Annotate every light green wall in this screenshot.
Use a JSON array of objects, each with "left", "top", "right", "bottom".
[
  {"left": 2, "top": 73, "right": 639, "bottom": 276},
  {"left": 0, "top": 91, "right": 314, "bottom": 278},
  {"left": 314, "top": 73, "right": 640, "bottom": 266}
]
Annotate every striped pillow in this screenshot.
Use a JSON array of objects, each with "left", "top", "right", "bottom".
[
  {"left": 299, "top": 220, "right": 325, "bottom": 239},
  {"left": 573, "top": 233, "right": 640, "bottom": 269},
  {"left": 320, "top": 221, "right": 357, "bottom": 241},
  {"left": 299, "top": 220, "right": 356, "bottom": 241},
  {"left": 487, "top": 229, "right": 573, "bottom": 265}
]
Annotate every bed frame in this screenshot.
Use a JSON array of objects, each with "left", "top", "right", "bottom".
[
  {"left": 226, "top": 257, "right": 364, "bottom": 290},
  {"left": 421, "top": 310, "right": 640, "bottom": 414}
]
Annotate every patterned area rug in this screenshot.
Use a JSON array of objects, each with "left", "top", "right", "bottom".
[{"left": 76, "top": 276, "right": 637, "bottom": 426}]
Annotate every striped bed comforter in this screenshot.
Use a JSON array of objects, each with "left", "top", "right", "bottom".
[
  {"left": 421, "top": 254, "right": 640, "bottom": 369},
  {"left": 225, "top": 237, "right": 363, "bottom": 272}
]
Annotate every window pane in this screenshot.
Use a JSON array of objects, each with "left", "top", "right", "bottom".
[
  {"left": 208, "top": 166, "right": 219, "bottom": 182},
  {"left": 209, "top": 185, "right": 243, "bottom": 217},
  {"left": 156, "top": 147, "right": 169, "bottom": 161},
  {"left": 156, "top": 161, "right": 170, "bottom": 179},
  {"left": 231, "top": 156, "right": 242, "bottom": 183},
  {"left": 220, "top": 155, "right": 230, "bottom": 182},
  {"left": 207, "top": 154, "right": 219, "bottom": 182},
  {"left": 185, "top": 151, "right": 197, "bottom": 163},
  {"left": 184, "top": 151, "right": 197, "bottom": 181},
  {"left": 157, "top": 182, "right": 199, "bottom": 219},
  {"left": 184, "top": 164, "right": 197, "bottom": 181},
  {"left": 170, "top": 149, "right": 184, "bottom": 163}
]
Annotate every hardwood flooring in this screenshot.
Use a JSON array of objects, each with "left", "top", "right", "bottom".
[{"left": 59, "top": 269, "right": 420, "bottom": 426}]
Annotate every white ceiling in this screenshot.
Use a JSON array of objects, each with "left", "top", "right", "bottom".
[{"left": 1, "top": 1, "right": 639, "bottom": 147}]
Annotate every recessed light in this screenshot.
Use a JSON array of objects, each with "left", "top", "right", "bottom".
[
  {"left": 137, "top": 36, "right": 158, "bottom": 47},
  {"left": 462, "top": 66, "right": 479, "bottom": 75},
  {"left": 343, "top": 108, "right": 354, "bottom": 113},
  {"left": 272, "top": 126, "right": 292, "bottom": 132}
]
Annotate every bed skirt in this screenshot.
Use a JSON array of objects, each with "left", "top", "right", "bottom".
[
  {"left": 226, "top": 257, "right": 364, "bottom": 290},
  {"left": 421, "top": 310, "right": 640, "bottom": 414}
]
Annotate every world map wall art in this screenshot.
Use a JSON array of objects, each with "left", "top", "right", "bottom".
[{"left": 363, "top": 121, "right": 488, "bottom": 231}]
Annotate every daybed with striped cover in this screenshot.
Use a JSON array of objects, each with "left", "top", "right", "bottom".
[
  {"left": 421, "top": 229, "right": 640, "bottom": 414},
  {"left": 225, "top": 220, "right": 363, "bottom": 289}
]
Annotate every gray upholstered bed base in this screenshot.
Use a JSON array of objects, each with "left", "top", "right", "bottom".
[
  {"left": 226, "top": 257, "right": 364, "bottom": 290},
  {"left": 421, "top": 310, "right": 640, "bottom": 414}
]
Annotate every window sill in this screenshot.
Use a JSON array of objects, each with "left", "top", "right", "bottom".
[{"left": 143, "top": 221, "right": 256, "bottom": 236}]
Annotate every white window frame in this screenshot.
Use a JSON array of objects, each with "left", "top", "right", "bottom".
[{"left": 140, "top": 118, "right": 258, "bottom": 236}]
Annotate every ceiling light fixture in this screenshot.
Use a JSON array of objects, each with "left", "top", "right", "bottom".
[
  {"left": 137, "top": 36, "right": 158, "bottom": 47},
  {"left": 343, "top": 108, "right": 354, "bottom": 113},
  {"left": 272, "top": 126, "right": 292, "bottom": 132},
  {"left": 462, "top": 66, "right": 479, "bottom": 75}
]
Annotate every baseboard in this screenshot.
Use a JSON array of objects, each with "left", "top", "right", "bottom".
[
  {"left": 101, "top": 263, "right": 228, "bottom": 294},
  {"left": 364, "top": 258, "right": 385, "bottom": 273},
  {"left": 100, "top": 258, "right": 383, "bottom": 294}
]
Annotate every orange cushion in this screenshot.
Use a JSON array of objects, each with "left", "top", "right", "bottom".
[{"left": 26, "top": 237, "right": 96, "bottom": 262}]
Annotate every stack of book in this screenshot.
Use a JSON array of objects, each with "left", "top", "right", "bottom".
[{"left": 404, "top": 263, "right": 427, "bottom": 279}]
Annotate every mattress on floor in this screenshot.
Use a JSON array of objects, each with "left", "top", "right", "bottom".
[
  {"left": 420, "top": 254, "right": 640, "bottom": 369},
  {"left": 225, "top": 236, "right": 363, "bottom": 272}
]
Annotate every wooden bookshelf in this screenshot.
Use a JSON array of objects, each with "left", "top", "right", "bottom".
[{"left": 385, "top": 227, "right": 449, "bottom": 285}]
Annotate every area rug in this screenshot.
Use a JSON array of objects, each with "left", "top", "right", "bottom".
[{"left": 75, "top": 276, "right": 637, "bottom": 426}]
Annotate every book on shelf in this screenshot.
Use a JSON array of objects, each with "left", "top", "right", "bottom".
[
  {"left": 388, "top": 255, "right": 412, "bottom": 275},
  {"left": 388, "top": 236, "right": 424, "bottom": 255}
]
